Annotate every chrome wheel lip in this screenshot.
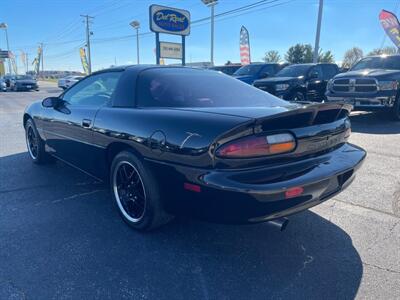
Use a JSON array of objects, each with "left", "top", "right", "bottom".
[
  {"left": 112, "top": 160, "right": 146, "bottom": 223},
  {"left": 26, "top": 126, "right": 38, "bottom": 160}
]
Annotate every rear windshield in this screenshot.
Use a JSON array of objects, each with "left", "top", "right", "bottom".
[
  {"left": 137, "top": 68, "right": 287, "bottom": 108},
  {"left": 351, "top": 56, "right": 400, "bottom": 70}
]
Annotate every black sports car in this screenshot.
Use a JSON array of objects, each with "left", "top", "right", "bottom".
[{"left": 24, "top": 66, "right": 366, "bottom": 231}]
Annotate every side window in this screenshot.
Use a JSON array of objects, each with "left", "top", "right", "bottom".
[
  {"left": 310, "top": 66, "right": 323, "bottom": 79},
  {"left": 322, "top": 65, "right": 338, "bottom": 79},
  {"left": 260, "top": 65, "right": 275, "bottom": 76},
  {"left": 62, "top": 72, "right": 121, "bottom": 107}
]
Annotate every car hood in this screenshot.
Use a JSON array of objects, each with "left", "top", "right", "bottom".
[
  {"left": 335, "top": 69, "right": 400, "bottom": 79},
  {"left": 254, "top": 76, "right": 298, "bottom": 85},
  {"left": 232, "top": 75, "right": 255, "bottom": 82}
]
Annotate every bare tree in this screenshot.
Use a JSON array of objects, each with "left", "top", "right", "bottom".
[
  {"left": 342, "top": 47, "right": 364, "bottom": 69},
  {"left": 263, "top": 50, "right": 281, "bottom": 62},
  {"left": 368, "top": 46, "right": 398, "bottom": 56}
]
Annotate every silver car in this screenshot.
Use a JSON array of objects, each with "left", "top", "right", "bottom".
[{"left": 58, "top": 75, "right": 84, "bottom": 90}]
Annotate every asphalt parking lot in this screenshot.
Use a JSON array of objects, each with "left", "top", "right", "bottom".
[{"left": 0, "top": 81, "right": 399, "bottom": 299}]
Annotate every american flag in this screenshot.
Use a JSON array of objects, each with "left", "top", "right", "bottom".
[{"left": 240, "top": 26, "right": 251, "bottom": 65}]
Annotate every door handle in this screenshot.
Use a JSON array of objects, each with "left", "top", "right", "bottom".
[{"left": 82, "top": 119, "right": 92, "bottom": 128}]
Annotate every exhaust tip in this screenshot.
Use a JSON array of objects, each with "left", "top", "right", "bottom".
[{"left": 268, "top": 217, "right": 289, "bottom": 231}]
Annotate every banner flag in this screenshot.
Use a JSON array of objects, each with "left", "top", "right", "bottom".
[
  {"left": 240, "top": 26, "right": 251, "bottom": 65},
  {"left": 20, "top": 51, "right": 26, "bottom": 68},
  {"left": 9, "top": 51, "right": 18, "bottom": 74},
  {"left": 379, "top": 10, "right": 400, "bottom": 49},
  {"left": 79, "top": 47, "right": 89, "bottom": 75}
]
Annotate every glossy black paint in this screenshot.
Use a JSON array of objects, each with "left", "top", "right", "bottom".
[{"left": 24, "top": 65, "right": 366, "bottom": 224}]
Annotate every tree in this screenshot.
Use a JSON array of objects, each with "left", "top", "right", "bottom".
[
  {"left": 368, "top": 46, "right": 397, "bottom": 56},
  {"left": 303, "top": 44, "right": 314, "bottom": 63},
  {"left": 225, "top": 60, "right": 232, "bottom": 65},
  {"left": 285, "top": 44, "right": 307, "bottom": 63},
  {"left": 342, "top": 47, "right": 363, "bottom": 68},
  {"left": 284, "top": 43, "right": 333, "bottom": 63},
  {"left": 263, "top": 50, "right": 281, "bottom": 62},
  {"left": 320, "top": 50, "right": 334, "bottom": 63}
]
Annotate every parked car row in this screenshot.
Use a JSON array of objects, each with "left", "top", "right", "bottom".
[
  {"left": 214, "top": 54, "right": 400, "bottom": 120},
  {"left": 0, "top": 75, "right": 39, "bottom": 92}
]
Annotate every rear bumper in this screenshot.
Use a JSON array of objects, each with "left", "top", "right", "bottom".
[
  {"left": 15, "top": 84, "right": 38, "bottom": 91},
  {"left": 147, "top": 143, "right": 366, "bottom": 224}
]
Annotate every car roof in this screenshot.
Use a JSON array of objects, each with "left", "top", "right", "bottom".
[{"left": 91, "top": 65, "right": 207, "bottom": 75}]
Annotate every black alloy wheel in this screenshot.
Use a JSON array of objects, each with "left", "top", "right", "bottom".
[
  {"left": 25, "top": 118, "right": 53, "bottom": 164},
  {"left": 113, "top": 161, "right": 146, "bottom": 222},
  {"left": 110, "top": 151, "right": 173, "bottom": 231}
]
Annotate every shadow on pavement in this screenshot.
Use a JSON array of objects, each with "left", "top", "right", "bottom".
[
  {"left": 350, "top": 111, "right": 400, "bottom": 134},
  {"left": 0, "top": 152, "right": 363, "bottom": 299}
]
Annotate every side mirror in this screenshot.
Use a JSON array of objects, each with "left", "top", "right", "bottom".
[
  {"left": 42, "top": 97, "right": 62, "bottom": 108},
  {"left": 309, "top": 72, "right": 318, "bottom": 79},
  {"left": 260, "top": 72, "right": 270, "bottom": 79}
]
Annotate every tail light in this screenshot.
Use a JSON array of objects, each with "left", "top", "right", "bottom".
[{"left": 216, "top": 133, "right": 296, "bottom": 158}]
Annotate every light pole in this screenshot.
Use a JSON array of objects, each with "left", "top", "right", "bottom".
[
  {"left": 313, "top": 0, "right": 323, "bottom": 63},
  {"left": 0, "top": 22, "right": 12, "bottom": 74},
  {"left": 130, "top": 20, "right": 140, "bottom": 64},
  {"left": 201, "top": 0, "right": 218, "bottom": 66}
]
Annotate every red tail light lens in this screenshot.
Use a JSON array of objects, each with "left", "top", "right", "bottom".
[{"left": 216, "top": 133, "right": 296, "bottom": 158}]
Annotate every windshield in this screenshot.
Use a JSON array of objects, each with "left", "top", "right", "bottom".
[
  {"left": 351, "top": 56, "right": 400, "bottom": 71},
  {"left": 275, "top": 65, "right": 311, "bottom": 77},
  {"left": 137, "top": 69, "right": 287, "bottom": 108},
  {"left": 16, "top": 75, "right": 34, "bottom": 80},
  {"left": 234, "top": 64, "right": 264, "bottom": 76}
]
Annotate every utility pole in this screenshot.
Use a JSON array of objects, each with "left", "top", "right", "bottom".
[
  {"left": 313, "top": 0, "right": 323, "bottom": 63},
  {"left": 130, "top": 20, "right": 140, "bottom": 64},
  {"left": 201, "top": 0, "right": 218, "bottom": 66},
  {"left": 26, "top": 53, "right": 29, "bottom": 73},
  {"left": 40, "top": 43, "right": 44, "bottom": 75},
  {"left": 81, "top": 15, "right": 94, "bottom": 74}
]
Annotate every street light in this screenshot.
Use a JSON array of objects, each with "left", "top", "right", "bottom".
[
  {"left": 201, "top": 0, "right": 218, "bottom": 66},
  {"left": 0, "top": 22, "right": 11, "bottom": 74},
  {"left": 130, "top": 20, "right": 140, "bottom": 64}
]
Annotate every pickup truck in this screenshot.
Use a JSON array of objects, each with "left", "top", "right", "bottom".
[
  {"left": 253, "top": 63, "right": 339, "bottom": 102},
  {"left": 326, "top": 54, "right": 400, "bottom": 120}
]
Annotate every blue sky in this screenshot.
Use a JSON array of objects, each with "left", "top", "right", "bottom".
[{"left": 0, "top": 0, "right": 398, "bottom": 72}]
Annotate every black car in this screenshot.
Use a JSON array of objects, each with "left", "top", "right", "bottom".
[
  {"left": 23, "top": 66, "right": 365, "bottom": 231},
  {"left": 326, "top": 55, "right": 400, "bottom": 120},
  {"left": 233, "top": 62, "right": 288, "bottom": 85},
  {"left": 254, "top": 63, "right": 340, "bottom": 102},
  {"left": 11, "top": 75, "right": 39, "bottom": 91},
  {"left": 209, "top": 64, "right": 242, "bottom": 76}
]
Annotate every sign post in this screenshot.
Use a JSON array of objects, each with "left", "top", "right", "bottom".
[{"left": 149, "top": 4, "right": 190, "bottom": 66}]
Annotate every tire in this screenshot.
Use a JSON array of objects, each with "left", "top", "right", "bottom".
[
  {"left": 292, "top": 91, "right": 306, "bottom": 102},
  {"left": 110, "top": 151, "right": 173, "bottom": 231},
  {"left": 392, "top": 97, "right": 400, "bottom": 121},
  {"left": 25, "top": 118, "right": 53, "bottom": 164}
]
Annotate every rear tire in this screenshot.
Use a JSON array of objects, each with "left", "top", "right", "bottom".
[
  {"left": 110, "top": 151, "right": 173, "bottom": 231},
  {"left": 25, "top": 118, "right": 53, "bottom": 164}
]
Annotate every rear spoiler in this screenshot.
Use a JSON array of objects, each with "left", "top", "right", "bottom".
[{"left": 254, "top": 102, "right": 352, "bottom": 131}]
